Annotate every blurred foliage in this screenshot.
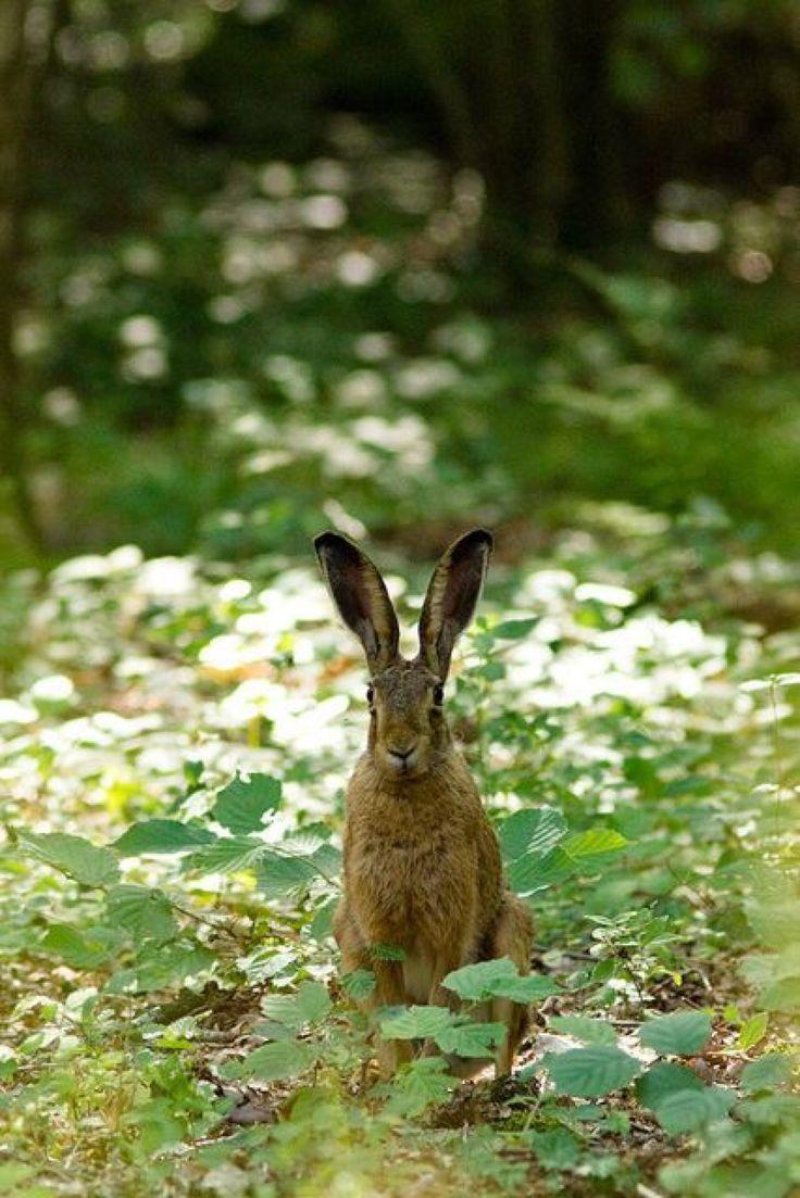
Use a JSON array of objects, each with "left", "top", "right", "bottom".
[{"left": 0, "top": 0, "right": 799, "bottom": 564}]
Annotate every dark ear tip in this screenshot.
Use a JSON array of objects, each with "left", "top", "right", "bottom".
[
  {"left": 451, "top": 527, "right": 493, "bottom": 560},
  {"left": 314, "top": 529, "right": 358, "bottom": 559}
]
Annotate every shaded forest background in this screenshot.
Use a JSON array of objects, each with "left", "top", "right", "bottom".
[{"left": 2, "top": 0, "right": 800, "bottom": 569}]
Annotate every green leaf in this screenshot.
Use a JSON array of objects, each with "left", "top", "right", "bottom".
[
  {"left": 185, "top": 836, "right": 265, "bottom": 874},
  {"left": 761, "top": 976, "right": 800, "bottom": 1012},
  {"left": 737, "top": 1012, "right": 768, "bottom": 1052},
  {"left": 114, "top": 819, "right": 215, "bottom": 855},
  {"left": 563, "top": 827, "right": 628, "bottom": 860},
  {"left": 636, "top": 1062, "right": 704, "bottom": 1109},
  {"left": 106, "top": 885, "right": 179, "bottom": 944},
  {"left": 381, "top": 1006, "right": 456, "bottom": 1040},
  {"left": 341, "top": 969, "right": 376, "bottom": 1001},
  {"left": 654, "top": 1087, "right": 735, "bottom": 1135},
  {"left": 261, "top": 981, "right": 332, "bottom": 1029},
  {"left": 640, "top": 1010, "right": 712, "bottom": 1056},
  {"left": 526, "top": 1128, "right": 581, "bottom": 1171},
  {"left": 491, "top": 618, "right": 538, "bottom": 640},
  {"left": 258, "top": 850, "right": 318, "bottom": 898},
  {"left": 104, "top": 944, "right": 215, "bottom": 994},
  {"left": 549, "top": 1016, "right": 618, "bottom": 1045},
  {"left": 212, "top": 773, "right": 282, "bottom": 834},
  {"left": 547, "top": 1046, "right": 642, "bottom": 1097},
  {"left": 19, "top": 831, "right": 119, "bottom": 887},
  {"left": 491, "top": 974, "right": 559, "bottom": 1002},
  {"left": 442, "top": 957, "right": 519, "bottom": 1001},
  {"left": 235, "top": 1039, "right": 316, "bottom": 1082},
  {"left": 434, "top": 1020, "right": 506, "bottom": 1058},
  {"left": 41, "top": 924, "right": 121, "bottom": 969},
  {"left": 508, "top": 846, "right": 575, "bottom": 896},
  {"left": 740, "top": 1054, "right": 794, "bottom": 1093},
  {"left": 385, "top": 1057, "right": 456, "bottom": 1118},
  {"left": 499, "top": 806, "right": 567, "bottom": 862}
]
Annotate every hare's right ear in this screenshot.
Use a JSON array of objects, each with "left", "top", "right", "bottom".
[
  {"left": 418, "top": 528, "right": 492, "bottom": 680},
  {"left": 314, "top": 531, "right": 400, "bottom": 674}
]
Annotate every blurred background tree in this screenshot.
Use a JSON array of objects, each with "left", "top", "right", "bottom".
[{"left": 1, "top": 0, "right": 799, "bottom": 563}]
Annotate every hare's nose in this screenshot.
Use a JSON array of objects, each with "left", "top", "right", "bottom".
[{"left": 388, "top": 745, "right": 416, "bottom": 763}]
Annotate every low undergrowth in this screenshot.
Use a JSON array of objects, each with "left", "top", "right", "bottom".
[{"left": 0, "top": 518, "right": 798, "bottom": 1196}]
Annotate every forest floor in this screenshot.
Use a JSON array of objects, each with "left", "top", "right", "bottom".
[{"left": 1, "top": 514, "right": 798, "bottom": 1197}]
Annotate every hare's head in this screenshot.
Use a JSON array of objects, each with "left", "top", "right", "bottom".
[{"left": 315, "top": 528, "right": 492, "bottom": 780}]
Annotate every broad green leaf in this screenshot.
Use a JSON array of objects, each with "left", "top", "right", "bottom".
[
  {"left": 385, "top": 1057, "right": 456, "bottom": 1118},
  {"left": 526, "top": 1128, "right": 581, "bottom": 1171},
  {"left": 640, "top": 1010, "right": 712, "bottom": 1056},
  {"left": 549, "top": 1016, "right": 617, "bottom": 1045},
  {"left": 547, "top": 1046, "right": 642, "bottom": 1097},
  {"left": 508, "top": 846, "right": 574, "bottom": 896},
  {"left": 41, "top": 924, "right": 120, "bottom": 969},
  {"left": 434, "top": 1020, "right": 506, "bottom": 1058},
  {"left": 261, "top": 981, "right": 332, "bottom": 1029},
  {"left": 185, "top": 836, "right": 265, "bottom": 874},
  {"left": 740, "top": 1053, "right": 794, "bottom": 1093},
  {"left": 106, "top": 885, "right": 179, "bottom": 944},
  {"left": 114, "top": 819, "right": 215, "bottom": 855},
  {"left": 655, "top": 1087, "right": 735, "bottom": 1135},
  {"left": 490, "top": 974, "right": 559, "bottom": 1002},
  {"left": 235, "top": 1039, "right": 316, "bottom": 1082},
  {"left": 563, "top": 827, "right": 628, "bottom": 860},
  {"left": 104, "top": 944, "right": 215, "bottom": 994},
  {"left": 499, "top": 806, "right": 567, "bottom": 863},
  {"left": 212, "top": 773, "right": 281, "bottom": 834},
  {"left": 381, "top": 1006, "right": 455, "bottom": 1040},
  {"left": 746, "top": 904, "right": 799, "bottom": 949},
  {"left": 19, "top": 831, "right": 119, "bottom": 888},
  {"left": 737, "top": 1093, "right": 800, "bottom": 1126},
  {"left": 442, "top": 957, "right": 519, "bottom": 1001},
  {"left": 258, "top": 850, "right": 318, "bottom": 898},
  {"left": 761, "top": 976, "right": 800, "bottom": 1012},
  {"left": 636, "top": 1062, "right": 704, "bottom": 1109}
]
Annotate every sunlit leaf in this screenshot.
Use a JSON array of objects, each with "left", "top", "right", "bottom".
[
  {"left": 106, "top": 885, "right": 179, "bottom": 945},
  {"left": 549, "top": 1016, "right": 617, "bottom": 1045},
  {"left": 381, "top": 1006, "right": 455, "bottom": 1040},
  {"left": 212, "top": 773, "right": 282, "bottom": 834},
  {"left": 639, "top": 1011, "right": 712, "bottom": 1056},
  {"left": 654, "top": 1087, "right": 735, "bottom": 1135},
  {"left": 547, "top": 1046, "right": 642, "bottom": 1097},
  {"left": 499, "top": 806, "right": 567, "bottom": 863},
  {"left": 434, "top": 1020, "right": 506, "bottom": 1058},
  {"left": 114, "top": 819, "right": 216, "bottom": 855},
  {"left": 19, "top": 832, "right": 119, "bottom": 888}
]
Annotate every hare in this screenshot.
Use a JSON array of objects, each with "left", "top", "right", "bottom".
[{"left": 315, "top": 527, "right": 533, "bottom": 1078}]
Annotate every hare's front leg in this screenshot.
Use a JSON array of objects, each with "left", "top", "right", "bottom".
[
  {"left": 334, "top": 899, "right": 412, "bottom": 1077},
  {"left": 488, "top": 893, "right": 534, "bottom": 1076}
]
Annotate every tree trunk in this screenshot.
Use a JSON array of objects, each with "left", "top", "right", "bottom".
[
  {"left": 385, "top": 0, "right": 625, "bottom": 258},
  {"left": 0, "top": 0, "right": 50, "bottom": 554}
]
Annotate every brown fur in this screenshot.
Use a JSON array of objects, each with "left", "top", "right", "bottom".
[{"left": 315, "top": 528, "right": 533, "bottom": 1078}]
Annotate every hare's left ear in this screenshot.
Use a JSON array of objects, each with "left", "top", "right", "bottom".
[
  {"left": 418, "top": 528, "right": 492, "bottom": 680},
  {"left": 314, "top": 530, "right": 400, "bottom": 674}
]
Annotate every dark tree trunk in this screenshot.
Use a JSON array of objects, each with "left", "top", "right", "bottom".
[
  {"left": 0, "top": 0, "right": 54, "bottom": 554},
  {"left": 386, "top": 0, "right": 625, "bottom": 258}
]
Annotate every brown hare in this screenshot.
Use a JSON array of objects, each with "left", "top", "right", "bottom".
[{"left": 315, "top": 527, "right": 533, "bottom": 1078}]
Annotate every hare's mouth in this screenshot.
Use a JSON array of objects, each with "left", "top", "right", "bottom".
[{"left": 382, "top": 744, "right": 426, "bottom": 778}]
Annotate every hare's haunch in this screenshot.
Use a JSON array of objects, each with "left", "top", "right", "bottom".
[{"left": 315, "top": 528, "right": 533, "bottom": 1078}]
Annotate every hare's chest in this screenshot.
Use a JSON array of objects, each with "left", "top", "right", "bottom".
[{"left": 348, "top": 817, "right": 475, "bottom": 949}]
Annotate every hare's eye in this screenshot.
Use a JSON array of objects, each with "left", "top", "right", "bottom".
[
  {"left": 366, "top": 685, "right": 375, "bottom": 706},
  {"left": 433, "top": 683, "right": 445, "bottom": 705}
]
